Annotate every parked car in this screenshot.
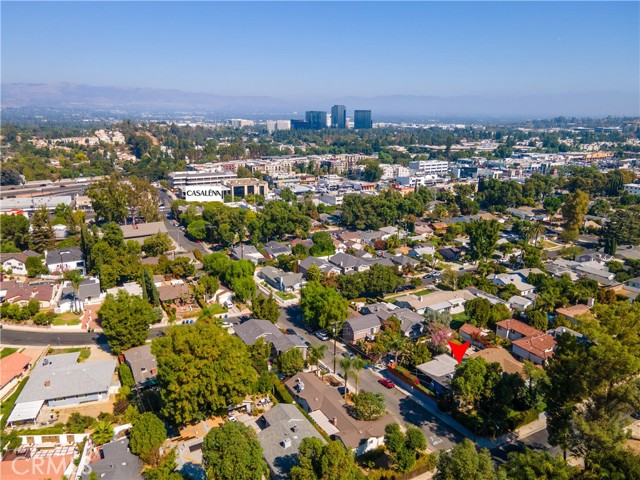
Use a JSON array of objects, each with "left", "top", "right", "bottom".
[
  {"left": 378, "top": 378, "right": 396, "bottom": 389},
  {"left": 337, "top": 386, "right": 347, "bottom": 396},
  {"left": 285, "top": 328, "right": 296, "bottom": 335},
  {"left": 221, "top": 322, "right": 233, "bottom": 329},
  {"left": 315, "top": 330, "right": 330, "bottom": 341},
  {"left": 342, "top": 351, "right": 355, "bottom": 360}
]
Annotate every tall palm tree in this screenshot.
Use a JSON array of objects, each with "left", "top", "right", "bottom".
[
  {"left": 529, "top": 222, "right": 546, "bottom": 247},
  {"left": 351, "top": 357, "right": 367, "bottom": 393},
  {"left": 339, "top": 357, "right": 353, "bottom": 398},
  {"left": 307, "top": 344, "right": 327, "bottom": 370}
]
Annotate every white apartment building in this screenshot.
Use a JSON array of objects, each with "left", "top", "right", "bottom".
[
  {"left": 229, "top": 119, "right": 255, "bottom": 128},
  {"left": 266, "top": 120, "right": 291, "bottom": 133},
  {"left": 407, "top": 160, "right": 449, "bottom": 176},
  {"left": 168, "top": 170, "right": 237, "bottom": 188},
  {"left": 624, "top": 184, "right": 640, "bottom": 195}
]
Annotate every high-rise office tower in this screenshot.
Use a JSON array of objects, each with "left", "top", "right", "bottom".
[
  {"left": 354, "top": 110, "right": 372, "bottom": 129},
  {"left": 331, "top": 105, "right": 346, "bottom": 129},
  {"left": 305, "top": 111, "right": 328, "bottom": 130}
]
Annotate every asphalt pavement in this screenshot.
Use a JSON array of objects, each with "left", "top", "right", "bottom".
[{"left": 0, "top": 325, "right": 165, "bottom": 346}]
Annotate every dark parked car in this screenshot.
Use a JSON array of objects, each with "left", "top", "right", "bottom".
[{"left": 285, "top": 328, "right": 296, "bottom": 335}]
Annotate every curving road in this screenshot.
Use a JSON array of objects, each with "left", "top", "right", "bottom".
[{"left": 0, "top": 325, "right": 165, "bottom": 346}]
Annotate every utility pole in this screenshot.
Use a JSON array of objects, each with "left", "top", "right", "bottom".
[{"left": 333, "top": 323, "right": 337, "bottom": 373}]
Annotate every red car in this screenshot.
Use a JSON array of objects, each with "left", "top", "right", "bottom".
[{"left": 378, "top": 378, "right": 395, "bottom": 389}]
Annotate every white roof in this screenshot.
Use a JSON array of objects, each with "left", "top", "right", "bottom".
[
  {"left": 7, "top": 400, "right": 44, "bottom": 423},
  {"left": 416, "top": 354, "right": 458, "bottom": 378}
]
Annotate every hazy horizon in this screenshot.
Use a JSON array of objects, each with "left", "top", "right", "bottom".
[{"left": 2, "top": 1, "right": 639, "bottom": 117}]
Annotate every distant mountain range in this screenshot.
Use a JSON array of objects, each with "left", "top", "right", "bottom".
[{"left": 2, "top": 83, "right": 638, "bottom": 118}]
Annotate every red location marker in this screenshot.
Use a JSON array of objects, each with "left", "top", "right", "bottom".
[{"left": 448, "top": 341, "right": 471, "bottom": 363}]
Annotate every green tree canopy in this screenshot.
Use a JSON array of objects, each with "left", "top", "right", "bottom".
[
  {"left": 143, "top": 232, "right": 173, "bottom": 257},
  {"left": 99, "top": 291, "right": 156, "bottom": 355},
  {"left": 202, "top": 421, "right": 267, "bottom": 480},
  {"left": 435, "top": 438, "right": 497, "bottom": 480},
  {"left": 129, "top": 412, "right": 167, "bottom": 462},
  {"left": 300, "top": 281, "right": 349, "bottom": 330},
  {"left": 152, "top": 322, "right": 257, "bottom": 425},
  {"left": 290, "top": 437, "right": 366, "bottom": 480}
]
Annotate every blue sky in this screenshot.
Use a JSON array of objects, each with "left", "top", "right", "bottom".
[{"left": 2, "top": 1, "right": 639, "bottom": 99}]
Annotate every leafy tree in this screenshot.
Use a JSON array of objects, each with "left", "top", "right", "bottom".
[
  {"left": 99, "top": 291, "right": 156, "bottom": 355},
  {"left": 306, "top": 263, "right": 322, "bottom": 282},
  {"left": 143, "top": 268, "right": 160, "bottom": 305},
  {"left": 543, "top": 196, "right": 563, "bottom": 214},
  {"left": 527, "top": 310, "right": 548, "bottom": 331},
  {"left": 187, "top": 220, "right": 210, "bottom": 241},
  {"left": 277, "top": 348, "right": 305, "bottom": 377},
  {"left": 25, "top": 255, "right": 48, "bottom": 277},
  {"left": 307, "top": 343, "right": 327, "bottom": 368},
  {"left": 0, "top": 214, "right": 29, "bottom": 250},
  {"left": 92, "top": 421, "right": 114, "bottom": 446},
  {"left": 467, "top": 219, "right": 501, "bottom": 262},
  {"left": 352, "top": 391, "right": 386, "bottom": 421},
  {"left": 102, "top": 222, "right": 125, "bottom": 249},
  {"left": 28, "top": 206, "right": 56, "bottom": 253},
  {"left": 143, "top": 450, "right": 185, "bottom": 480},
  {"left": 600, "top": 206, "right": 640, "bottom": 255},
  {"left": 435, "top": 438, "right": 497, "bottom": 480},
  {"left": 309, "top": 231, "right": 336, "bottom": 257},
  {"left": 465, "top": 298, "right": 491, "bottom": 328},
  {"left": 362, "top": 160, "right": 383, "bottom": 182},
  {"left": 560, "top": 190, "right": 589, "bottom": 242},
  {"left": 290, "top": 437, "right": 366, "bottom": 480},
  {"left": 230, "top": 276, "right": 256, "bottom": 303},
  {"left": 152, "top": 322, "right": 257, "bottom": 425},
  {"left": 489, "top": 303, "right": 511, "bottom": 328},
  {"left": 0, "top": 167, "right": 22, "bottom": 186},
  {"left": 202, "top": 421, "right": 267, "bottom": 480},
  {"left": 143, "top": 232, "right": 173, "bottom": 257},
  {"left": 251, "top": 293, "right": 279, "bottom": 323},
  {"left": 196, "top": 275, "right": 219, "bottom": 302},
  {"left": 500, "top": 449, "right": 577, "bottom": 479},
  {"left": 300, "top": 281, "right": 349, "bottom": 330},
  {"left": 384, "top": 423, "right": 426, "bottom": 473},
  {"left": 130, "top": 412, "right": 167, "bottom": 463},
  {"left": 87, "top": 175, "right": 130, "bottom": 223},
  {"left": 118, "top": 363, "right": 135, "bottom": 388}
]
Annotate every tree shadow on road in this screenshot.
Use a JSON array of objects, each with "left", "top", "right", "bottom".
[{"left": 397, "top": 396, "right": 464, "bottom": 445}]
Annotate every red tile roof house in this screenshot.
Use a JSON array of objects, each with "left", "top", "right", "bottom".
[
  {"left": 495, "top": 319, "right": 542, "bottom": 342},
  {"left": 459, "top": 323, "right": 490, "bottom": 348},
  {"left": 511, "top": 333, "right": 556, "bottom": 365},
  {"left": 0, "top": 352, "right": 33, "bottom": 398},
  {"left": 496, "top": 319, "right": 556, "bottom": 365}
]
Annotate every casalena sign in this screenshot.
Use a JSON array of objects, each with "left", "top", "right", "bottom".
[{"left": 184, "top": 185, "right": 227, "bottom": 202}]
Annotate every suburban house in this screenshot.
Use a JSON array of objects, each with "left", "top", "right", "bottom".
[
  {"left": 395, "top": 290, "right": 475, "bottom": 315},
  {"left": 512, "top": 333, "right": 556, "bottom": 365},
  {"left": 256, "top": 403, "right": 326, "bottom": 480},
  {"left": 259, "top": 266, "right": 303, "bottom": 292},
  {"left": 231, "top": 244, "right": 265, "bottom": 264},
  {"left": 459, "top": 323, "right": 489, "bottom": 348},
  {"left": 120, "top": 221, "right": 170, "bottom": 245},
  {"left": 56, "top": 277, "right": 103, "bottom": 313},
  {"left": 508, "top": 295, "right": 534, "bottom": 311},
  {"left": 105, "top": 281, "right": 144, "bottom": 298},
  {"left": 234, "top": 319, "right": 307, "bottom": 359},
  {"left": 488, "top": 273, "right": 536, "bottom": 296},
  {"left": 263, "top": 241, "right": 292, "bottom": 260},
  {"left": 495, "top": 319, "right": 542, "bottom": 342},
  {"left": 555, "top": 303, "right": 593, "bottom": 323},
  {"left": 415, "top": 354, "right": 459, "bottom": 396},
  {"left": 496, "top": 319, "right": 556, "bottom": 365},
  {"left": 371, "top": 306, "right": 426, "bottom": 339},
  {"left": 0, "top": 351, "right": 33, "bottom": 396},
  {"left": 81, "top": 438, "right": 143, "bottom": 480},
  {"left": 437, "top": 246, "right": 464, "bottom": 262},
  {"left": 284, "top": 373, "right": 392, "bottom": 456},
  {"left": 157, "top": 282, "right": 192, "bottom": 304},
  {"left": 0, "top": 251, "right": 39, "bottom": 275},
  {"left": 297, "top": 256, "right": 341, "bottom": 276},
  {"left": 7, "top": 352, "right": 118, "bottom": 426},
  {"left": 408, "top": 244, "right": 436, "bottom": 259},
  {"left": 45, "top": 247, "right": 85, "bottom": 275},
  {"left": 328, "top": 253, "right": 371, "bottom": 274},
  {"left": 342, "top": 314, "right": 382, "bottom": 343},
  {"left": 0, "top": 280, "right": 55, "bottom": 308},
  {"left": 468, "top": 348, "right": 524, "bottom": 375},
  {"left": 123, "top": 344, "right": 158, "bottom": 388}
]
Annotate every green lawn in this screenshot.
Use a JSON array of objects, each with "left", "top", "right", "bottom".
[
  {"left": 52, "top": 316, "right": 80, "bottom": 326},
  {"left": 47, "top": 347, "right": 91, "bottom": 362},
  {"left": 411, "top": 289, "right": 433, "bottom": 297},
  {"left": 275, "top": 291, "right": 297, "bottom": 301},
  {"left": 451, "top": 312, "right": 470, "bottom": 330},
  {"left": 0, "top": 347, "right": 18, "bottom": 359},
  {"left": 206, "top": 303, "right": 228, "bottom": 315}
]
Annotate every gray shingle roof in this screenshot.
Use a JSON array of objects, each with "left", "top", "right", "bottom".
[
  {"left": 16, "top": 352, "right": 117, "bottom": 404},
  {"left": 345, "top": 314, "right": 381, "bottom": 333},
  {"left": 81, "top": 438, "right": 143, "bottom": 480},
  {"left": 234, "top": 319, "right": 305, "bottom": 354},
  {"left": 123, "top": 344, "right": 157, "bottom": 386},
  {"left": 45, "top": 247, "right": 83, "bottom": 267},
  {"left": 257, "top": 404, "right": 325, "bottom": 480}
]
